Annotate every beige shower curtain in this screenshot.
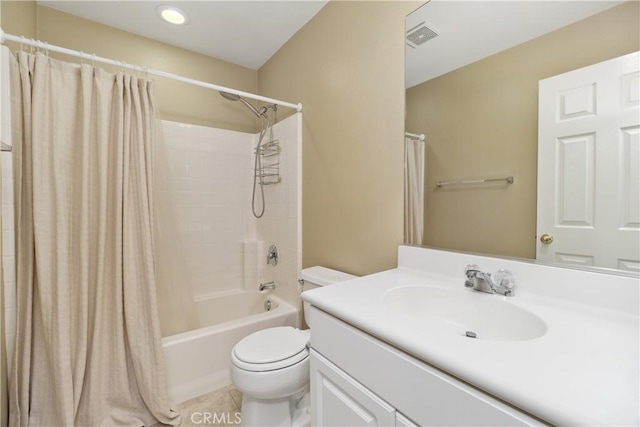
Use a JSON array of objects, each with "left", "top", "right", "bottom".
[
  {"left": 9, "top": 52, "right": 180, "bottom": 426},
  {"left": 404, "top": 135, "right": 425, "bottom": 245}
]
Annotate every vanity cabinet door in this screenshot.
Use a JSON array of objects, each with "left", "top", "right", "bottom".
[
  {"left": 395, "top": 412, "right": 418, "bottom": 427},
  {"left": 310, "top": 349, "right": 396, "bottom": 427}
]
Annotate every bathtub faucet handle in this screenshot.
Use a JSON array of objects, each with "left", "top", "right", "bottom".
[
  {"left": 267, "top": 245, "right": 279, "bottom": 266},
  {"left": 259, "top": 281, "right": 276, "bottom": 292}
]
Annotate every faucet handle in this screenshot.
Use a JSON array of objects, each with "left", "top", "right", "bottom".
[
  {"left": 464, "top": 264, "right": 480, "bottom": 278},
  {"left": 493, "top": 269, "right": 515, "bottom": 292}
]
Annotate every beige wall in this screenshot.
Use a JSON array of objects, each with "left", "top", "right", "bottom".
[
  {"left": 259, "top": 1, "right": 421, "bottom": 276},
  {"left": 406, "top": 2, "right": 640, "bottom": 260},
  {"left": 2, "top": 2, "right": 258, "bottom": 132},
  {"left": 0, "top": 0, "right": 36, "bottom": 40}
]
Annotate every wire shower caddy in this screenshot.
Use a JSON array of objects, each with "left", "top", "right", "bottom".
[{"left": 255, "top": 139, "right": 282, "bottom": 185}]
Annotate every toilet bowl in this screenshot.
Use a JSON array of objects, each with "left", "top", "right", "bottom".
[{"left": 230, "top": 267, "right": 357, "bottom": 427}]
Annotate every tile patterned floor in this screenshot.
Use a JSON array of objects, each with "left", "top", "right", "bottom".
[{"left": 175, "top": 384, "right": 243, "bottom": 427}]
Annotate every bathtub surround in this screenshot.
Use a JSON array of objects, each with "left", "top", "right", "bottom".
[
  {"left": 158, "top": 114, "right": 301, "bottom": 313},
  {"left": 159, "top": 122, "right": 253, "bottom": 303},
  {"left": 158, "top": 114, "right": 302, "bottom": 403},
  {"left": 9, "top": 53, "right": 178, "bottom": 425},
  {"left": 153, "top": 128, "right": 200, "bottom": 338},
  {"left": 254, "top": 114, "right": 303, "bottom": 307}
]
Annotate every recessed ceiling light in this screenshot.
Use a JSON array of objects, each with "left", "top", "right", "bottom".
[{"left": 157, "top": 5, "right": 189, "bottom": 25}]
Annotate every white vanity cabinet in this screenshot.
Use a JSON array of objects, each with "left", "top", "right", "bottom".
[
  {"left": 304, "top": 246, "right": 639, "bottom": 425},
  {"left": 311, "top": 349, "right": 420, "bottom": 426},
  {"left": 309, "top": 307, "right": 546, "bottom": 427},
  {"left": 310, "top": 350, "right": 396, "bottom": 426},
  {"left": 394, "top": 413, "right": 418, "bottom": 427}
]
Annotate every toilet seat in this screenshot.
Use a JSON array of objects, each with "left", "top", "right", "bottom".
[{"left": 232, "top": 327, "right": 310, "bottom": 372}]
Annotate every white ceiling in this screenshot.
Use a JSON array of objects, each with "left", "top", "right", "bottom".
[
  {"left": 38, "top": 1, "right": 328, "bottom": 70},
  {"left": 406, "top": 0, "right": 625, "bottom": 88},
  {"left": 36, "top": 1, "right": 626, "bottom": 81}
]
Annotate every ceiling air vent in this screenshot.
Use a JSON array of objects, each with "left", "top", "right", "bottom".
[{"left": 406, "top": 22, "right": 438, "bottom": 48}]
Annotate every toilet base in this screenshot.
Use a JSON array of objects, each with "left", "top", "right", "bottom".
[{"left": 240, "top": 387, "right": 310, "bottom": 427}]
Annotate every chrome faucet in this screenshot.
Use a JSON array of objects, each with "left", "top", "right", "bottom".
[
  {"left": 267, "top": 245, "right": 279, "bottom": 266},
  {"left": 464, "top": 264, "right": 515, "bottom": 296},
  {"left": 259, "top": 281, "right": 276, "bottom": 291}
]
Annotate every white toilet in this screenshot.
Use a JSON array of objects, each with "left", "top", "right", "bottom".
[{"left": 231, "top": 266, "right": 357, "bottom": 427}]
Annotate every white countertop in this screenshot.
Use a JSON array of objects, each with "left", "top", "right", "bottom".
[{"left": 302, "top": 247, "right": 639, "bottom": 426}]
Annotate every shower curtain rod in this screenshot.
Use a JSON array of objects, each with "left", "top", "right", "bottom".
[
  {"left": 405, "top": 132, "right": 425, "bottom": 141},
  {"left": 0, "top": 29, "right": 303, "bottom": 113}
]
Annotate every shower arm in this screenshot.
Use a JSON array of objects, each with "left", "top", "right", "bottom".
[{"left": 220, "top": 91, "right": 277, "bottom": 119}]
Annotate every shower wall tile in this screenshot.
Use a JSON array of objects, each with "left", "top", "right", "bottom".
[
  {"left": 2, "top": 204, "right": 14, "bottom": 230},
  {"left": 243, "top": 240, "right": 265, "bottom": 292},
  {"left": 1, "top": 177, "right": 13, "bottom": 205},
  {"left": 2, "top": 230, "right": 15, "bottom": 258},
  {"left": 159, "top": 114, "right": 301, "bottom": 313},
  {"left": 1, "top": 152, "right": 12, "bottom": 177},
  {"left": 161, "top": 120, "right": 253, "bottom": 300},
  {"left": 256, "top": 114, "right": 301, "bottom": 309},
  {"left": 3, "top": 257, "right": 14, "bottom": 284}
]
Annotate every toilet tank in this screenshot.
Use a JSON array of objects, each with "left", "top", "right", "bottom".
[{"left": 300, "top": 266, "right": 357, "bottom": 327}]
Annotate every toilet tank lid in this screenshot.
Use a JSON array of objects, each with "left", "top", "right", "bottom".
[{"left": 300, "top": 266, "right": 357, "bottom": 287}]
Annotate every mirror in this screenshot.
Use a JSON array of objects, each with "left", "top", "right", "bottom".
[{"left": 405, "top": 1, "right": 639, "bottom": 274}]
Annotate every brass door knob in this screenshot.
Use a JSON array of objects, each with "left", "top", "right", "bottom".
[{"left": 540, "top": 234, "right": 554, "bottom": 244}]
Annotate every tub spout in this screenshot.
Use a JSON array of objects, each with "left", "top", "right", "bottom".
[{"left": 259, "top": 281, "right": 276, "bottom": 291}]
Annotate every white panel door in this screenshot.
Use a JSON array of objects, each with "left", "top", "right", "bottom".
[
  {"left": 537, "top": 51, "right": 640, "bottom": 272},
  {"left": 310, "top": 350, "right": 396, "bottom": 427}
]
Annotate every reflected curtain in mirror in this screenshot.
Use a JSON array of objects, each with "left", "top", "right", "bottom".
[{"left": 404, "top": 134, "right": 425, "bottom": 245}]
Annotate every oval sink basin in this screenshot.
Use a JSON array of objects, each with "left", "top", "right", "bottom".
[{"left": 383, "top": 286, "right": 547, "bottom": 341}]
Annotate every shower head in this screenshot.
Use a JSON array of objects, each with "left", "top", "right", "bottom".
[
  {"left": 219, "top": 91, "right": 241, "bottom": 101},
  {"left": 219, "top": 91, "right": 265, "bottom": 118}
]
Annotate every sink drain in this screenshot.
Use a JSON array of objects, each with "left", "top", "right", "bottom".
[{"left": 465, "top": 331, "right": 477, "bottom": 339}]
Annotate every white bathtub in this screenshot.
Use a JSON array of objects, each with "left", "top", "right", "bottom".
[{"left": 162, "top": 291, "right": 299, "bottom": 403}]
